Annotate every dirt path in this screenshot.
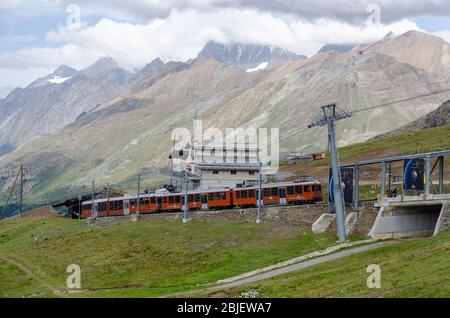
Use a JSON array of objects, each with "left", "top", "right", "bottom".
[
  {"left": 0, "top": 254, "right": 66, "bottom": 297},
  {"left": 168, "top": 240, "right": 398, "bottom": 297}
]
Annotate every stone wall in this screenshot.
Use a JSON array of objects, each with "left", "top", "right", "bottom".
[{"left": 89, "top": 204, "right": 328, "bottom": 227}]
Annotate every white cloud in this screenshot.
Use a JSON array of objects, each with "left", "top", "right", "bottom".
[
  {"left": 44, "top": 8, "right": 421, "bottom": 68},
  {"left": 0, "top": 7, "right": 426, "bottom": 93},
  {"left": 54, "top": 0, "right": 450, "bottom": 23},
  {"left": 0, "top": 66, "right": 54, "bottom": 95}
]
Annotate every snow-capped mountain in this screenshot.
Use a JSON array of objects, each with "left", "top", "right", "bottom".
[{"left": 196, "top": 41, "right": 306, "bottom": 70}]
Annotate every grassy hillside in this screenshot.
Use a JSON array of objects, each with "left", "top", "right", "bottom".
[
  {"left": 203, "top": 229, "right": 450, "bottom": 298},
  {"left": 281, "top": 124, "right": 450, "bottom": 181},
  {"left": 0, "top": 215, "right": 339, "bottom": 298}
]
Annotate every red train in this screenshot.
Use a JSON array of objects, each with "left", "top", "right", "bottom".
[{"left": 80, "top": 181, "right": 323, "bottom": 218}]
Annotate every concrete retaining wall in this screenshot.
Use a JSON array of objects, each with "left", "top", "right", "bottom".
[
  {"left": 434, "top": 203, "right": 450, "bottom": 235},
  {"left": 370, "top": 205, "right": 442, "bottom": 239}
]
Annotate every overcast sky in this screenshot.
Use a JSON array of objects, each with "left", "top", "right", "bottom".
[{"left": 1, "top": 0, "right": 450, "bottom": 97}]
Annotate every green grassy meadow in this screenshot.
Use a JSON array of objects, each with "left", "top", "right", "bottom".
[{"left": 0, "top": 215, "right": 338, "bottom": 297}]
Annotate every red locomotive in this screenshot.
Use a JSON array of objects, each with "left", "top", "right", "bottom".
[{"left": 81, "top": 181, "right": 322, "bottom": 218}]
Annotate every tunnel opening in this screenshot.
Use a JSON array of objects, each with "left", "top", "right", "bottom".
[{"left": 370, "top": 204, "right": 443, "bottom": 239}]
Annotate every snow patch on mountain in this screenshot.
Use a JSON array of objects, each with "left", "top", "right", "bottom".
[
  {"left": 48, "top": 76, "right": 72, "bottom": 84},
  {"left": 246, "top": 62, "right": 268, "bottom": 73}
]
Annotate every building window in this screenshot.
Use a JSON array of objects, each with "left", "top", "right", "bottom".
[
  {"left": 213, "top": 170, "right": 219, "bottom": 174},
  {"left": 249, "top": 171, "right": 255, "bottom": 175},
  {"left": 231, "top": 170, "right": 237, "bottom": 175}
]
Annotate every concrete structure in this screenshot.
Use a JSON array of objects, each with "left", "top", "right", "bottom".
[{"left": 370, "top": 194, "right": 450, "bottom": 239}]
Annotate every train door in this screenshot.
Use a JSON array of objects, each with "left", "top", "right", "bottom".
[
  {"left": 123, "top": 200, "right": 130, "bottom": 216},
  {"left": 92, "top": 203, "right": 98, "bottom": 218},
  {"left": 279, "top": 188, "right": 287, "bottom": 205},
  {"left": 201, "top": 194, "right": 208, "bottom": 210}
]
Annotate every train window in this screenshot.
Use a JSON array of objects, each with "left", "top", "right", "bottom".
[
  {"left": 99, "top": 202, "right": 106, "bottom": 211},
  {"left": 295, "top": 186, "right": 302, "bottom": 194},
  {"left": 222, "top": 192, "right": 227, "bottom": 200},
  {"left": 312, "top": 185, "right": 321, "bottom": 192},
  {"left": 118, "top": 201, "right": 123, "bottom": 210},
  {"left": 208, "top": 193, "right": 214, "bottom": 201},
  {"left": 236, "top": 191, "right": 241, "bottom": 199},
  {"left": 248, "top": 190, "right": 255, "bottom": 198},
  {"left": 139, "top": 198, "right": 145, "bottom": 205},
  {"left": 151, "top": 197, "right": 156, "bottom": 204},
  {"left": 144, "top": 198, "right": 149, "bottom": 204},
  {"left": 163, "top": 197, "right": 168, "bottom": 204},
  {"left": 130, "top": 200, "right": 136, "bottom": 207},
  {"left": 201, "top": 194, "right": 207, "bottom": 203},
  {"left": 271, "top": 188, "right": 278, "bottom": 196},
  {"left": 263, "top": 189, "right": 270, "bottom": 196},
  {"left": 304, "top": 185, "right": 311, "bottom": 192},
  {"left": 195, "top": 194, "right": 201, "bottom": 201},
  {"left": 241, "top": 191, "right": 248, "bottom": 199},
  {"left": 176, "top": 196, "right": 181, "bottom": 203},
  {"left": 188, "top": 195, "right": 193, "bottom": 202},
  {"left": 287, "top": 187, "right": 294, "bottom": 195},
  {"left": 168, "top": 196, "right": 174, "bottom": 204}
]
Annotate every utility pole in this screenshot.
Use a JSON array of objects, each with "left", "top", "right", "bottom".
[
  {"left": 137, "top": 173, "right": 141, "bottom": 215},
  {"left": 257, "top": 161, "right": 262, "bottom": 224},
  {"left": 183, "top": 170, "right": 189, "bottom": 223},
  {"left": 19, "top": 164, "right": 23, "bottom": 217},
  {"left": 91, "top": 176, "right": 96, "bottom": 219},
  {"left": 308, "top": 104, "right": 351, "bottom": 242},
  {"left": 78, "top": 187, "right": 82, "bottom": 220}
]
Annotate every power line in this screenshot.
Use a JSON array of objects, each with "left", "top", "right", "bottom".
[{"left": 353, "top": 86, "right": 450, "bottom": 115}]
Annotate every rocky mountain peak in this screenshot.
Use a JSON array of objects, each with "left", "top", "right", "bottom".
[
  {"left": 82, "top": 57, "right": 120, "bottom": 77},
  {"left": 142, "top": 57, "right": 164, "bottom": 73},
  {"left": 196, "top": 41, "right": 306, "bottom": 71},
  {"left": 53, "top": 65, "right": 78, "bottom": 78},
  {"left": 318, "top": 44, "right": 357, "bottom": 54},
  {"left": 366, "top": 30, "right": 450, "bottom": 76}
]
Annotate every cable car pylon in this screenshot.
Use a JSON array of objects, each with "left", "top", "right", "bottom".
[{"left": 308, "top": 104, "right": 352, "bottom": 242}]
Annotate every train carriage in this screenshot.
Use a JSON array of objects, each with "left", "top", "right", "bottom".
[
  {"left": 158, "top": 193, "right": 183, "bottom": 212},
  {"left": 233, "top": 188, "right": 257, "bottom": 208},
  {"left": 201, "top": 189, "right": 233, "bottom": 210},
  {"left": 80, "top": 181, "right": 322, "bottom": 218},
  {"left": 129, "top": 194, "right": 159, "bottom": 214}
]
